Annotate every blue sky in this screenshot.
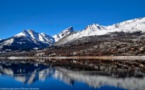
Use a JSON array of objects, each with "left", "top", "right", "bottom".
[{"left": 0, "top": 0, "right": 145, "bottom": 39}]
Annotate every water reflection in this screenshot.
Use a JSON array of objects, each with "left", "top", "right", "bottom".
[
  {"left": 0, "top": 61, "right": 54, "bottom": 85},
  {"left": 54, "top": 67, "right": 145, "bottom": 90},
  {"left": 0, "top": 59, "right": 145, "bottom": 90}
]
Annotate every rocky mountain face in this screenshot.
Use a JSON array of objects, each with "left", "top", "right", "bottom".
[
  {"left": 0, "top": 30, "right": 54, "bottom": 51},
  {"left": 53, "top": 26, "right": 75, "bottom": 42}
]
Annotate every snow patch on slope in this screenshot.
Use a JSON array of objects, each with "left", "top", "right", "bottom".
[{"left": 3, "top": 38, "right": 14, "bottom": 45}]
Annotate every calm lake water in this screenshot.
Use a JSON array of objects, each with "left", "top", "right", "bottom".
[{"left": 0, "top": 59, "right": 145, "bottom": 90}]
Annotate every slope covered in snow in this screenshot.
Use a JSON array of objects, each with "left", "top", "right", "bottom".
[
  {"left": 56, "top": 17, "right": 145, "bottom": 45},
  {"left": 53, "top": 27, "right": 75, "bottom": 42}
]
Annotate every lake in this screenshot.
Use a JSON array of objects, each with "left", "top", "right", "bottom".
[{"left": 0, "top": 59, "right": 145, "bottom": 90}]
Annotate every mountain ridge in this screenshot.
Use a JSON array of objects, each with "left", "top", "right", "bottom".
[
  {"left": 54, "top": 17, "right": 145, "bottom": 45},
  {"left": 1, "top": 17, "right": 145, "bottom": 51}
]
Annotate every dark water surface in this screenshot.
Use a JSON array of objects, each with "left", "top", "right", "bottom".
[{"left": 0, "top": 59, "right": 145, "bottom": 90}]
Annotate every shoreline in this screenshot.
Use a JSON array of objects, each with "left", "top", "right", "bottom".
[{"left": 0, "top": 56, "right": 145, "bottom": 60}]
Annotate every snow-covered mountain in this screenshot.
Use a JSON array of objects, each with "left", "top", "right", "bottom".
[
  {"left": 55, "top": 17, "right": 145, "bottom": 45},
  {"left": 0, "top": 30, "right": 54, "bottom": 51},
  {"left": 16, "top": 29, "right": 54, "bottom": 44},
  {"left": 53, "top": 27, "right": 75, "bottom": 42}
]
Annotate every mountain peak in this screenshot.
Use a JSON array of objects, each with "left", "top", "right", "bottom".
[
  {"left": 53, "top": 27, "right": 75, "bottom": 42},
  {"left": 40, "top": 33, "right": 46, "bottom": 36},
  {"left": 61, "top": 26, "right": 74, "bottom": 34},
  {"left": 66, "top": 26, "right": 74, "bottom": 31},
  {"left": 22, "top": 30, "right": 27, "bottom": 32},
  {"left": 27, "top": 29, "right": 35, "bottom": 33},
  {"left": 85, "top": 24, "right": 106, "bottom": 31},
  {"left": 17, "top": 29, "right": 37, "bottom": 36}
]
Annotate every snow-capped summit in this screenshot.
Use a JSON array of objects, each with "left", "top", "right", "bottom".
[
  {"left": 85, "top": 24, "right": 106, "bottom": 31},
  {"left": 53, "top": 26, "right": 75, "bottom": 42},
  {"left": 16, "top": 29, "right": 37, "bottom": 38},
  {"left": 16, "top": 29, "right": 54, "bottom": 44}
]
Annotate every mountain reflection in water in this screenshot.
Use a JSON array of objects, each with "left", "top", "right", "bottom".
[{"left": 0, "top": 59, "right": 145, "bottom": 90}]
